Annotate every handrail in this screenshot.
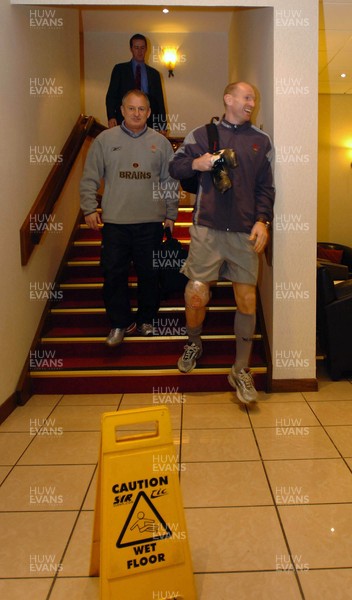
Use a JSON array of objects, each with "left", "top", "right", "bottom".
[{"left": 19, "top": 114, "right": 105, "bottom": 266}]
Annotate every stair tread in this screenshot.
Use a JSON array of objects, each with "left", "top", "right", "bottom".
[{"left": 28, "top": 203, "right": 270, "bottom": 394}]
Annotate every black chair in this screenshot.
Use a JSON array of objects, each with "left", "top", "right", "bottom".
[
  {"left": 317, "top": 266, "right": 352, "bottom": 380},
  {"left": 317, "top": 242, "right": 352, "bottom": 278}
]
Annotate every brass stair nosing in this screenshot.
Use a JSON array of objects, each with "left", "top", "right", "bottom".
[
  {"left": 40, "top": 334, "right": 263, "bottom": 343},
  {"left": 30, "top": 365, "right": 267, "bottom": 378},
  {"left": 50, "top": 306, "right": 237, "bottom": 314}
]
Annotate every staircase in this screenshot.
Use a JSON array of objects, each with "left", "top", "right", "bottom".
[{"left": 29, "top": 207, "right": 269, "bottom": 396}]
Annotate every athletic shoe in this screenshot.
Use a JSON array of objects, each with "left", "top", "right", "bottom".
[
  {"left": 137, "top": 323, "right": 154, "bottom": 336},
  {"left": 177, "top": 342, "right": 202, "bottom": 373},
  {"left": 105, "top": 322, "right": 136, "bottom": 347},
  {"left": 228, "top": 367, "right": 258, "bottom": 404}
]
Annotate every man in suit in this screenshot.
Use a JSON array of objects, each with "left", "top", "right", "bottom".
[{"left": 106, "top": 33, "right": 167, "bottom": 132}]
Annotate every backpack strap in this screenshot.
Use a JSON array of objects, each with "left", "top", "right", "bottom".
[{"left": 206, "top": 122, "right": 219, "bottom": 153}]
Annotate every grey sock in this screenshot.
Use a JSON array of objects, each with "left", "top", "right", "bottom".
[
  {"left": 187, "top": 324, "right": 202, "bottom": 348},
  {"left": 234, "top": 311, "right": 256, "bottom": 372}
]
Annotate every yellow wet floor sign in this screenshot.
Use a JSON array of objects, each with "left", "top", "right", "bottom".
[{"left": 90, "top": 406, "right": 197, "bottom": 599}]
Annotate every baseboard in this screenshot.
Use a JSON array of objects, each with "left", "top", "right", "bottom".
[
  {"left": 0, "top": 392, "right": 18, "bottom": 425},
  {"left": 269, "top": 378, "right": 318, "bottom": 393}
]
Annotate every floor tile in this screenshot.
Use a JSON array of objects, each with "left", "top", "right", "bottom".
[
  {"left": 186, "top": 506, "right": 287, "bottom": 571},
  {"left": 325, "top": 426, "right": 352, "bottom": 457},
  {"left": 0, "top": 465, "right": 95, "bottom": 511},
  {"left": 303, "top": 380, "right": 352, "bottom": 402},
  {"left": 257, "top": 392, "right": 307, "bottom": 404},
  {"left": 183, "top": 402, "right": 250, "bottom": 429},
  {"left": 195, "top": 571, "right": 302, "bottom": 600},
  {"left": 0, "top": 511, "right": 77, "bottom": 577},
  {"left": 181, "top": 429, "right": 259, "bottom": 462},
  {"left": 0, "top": 432, "right": 32, "bottom": 465},
  {"left": 50, "top": 577, "right": 100, "bottom": 599},
  {"left": 0, "top": 465, "right": 11, "bottom": 484},
  {"left": 279, "top": 504, "right": 352, "bottom": 569},
  {"left": 182, "top": 391, "right": 240, "bottom": 404},
  {"left": 265, "top": 458, "right": 352, "bottom": 504},
  {"left": 249, "top": 402, "right": 320, "bottom": 428},
  {"left": 181, "top": 461, "right": 273, "bottom": 507},
  {"left": 308, "top": 400, "right": 352, "bottom": 425},
  {"left": 83, "top": 468, "right": 98, "bottom": 510},
  {"left": 0, "top": 578, "right": 52, "bottom": 600},
  {"left": 24, "top": 394, "right": 62, "bottom": 407},
  {"left": 298, "top": 568, "right": 352, "bottom": 600},
  {"left": 0, "top": 404, "right": 55, "bottom": 432},
  {"left": 59, "top": 511, "right": 94, "bottom": 577},
  {"left": 254, "top": 426, "right": 339, "bottom": 460},
  {"left": 17, "top": 432, "right": 100, "bottom": 465},
  {"left": 59, "top": 393, "right": 122, "bottom": 406},
  {"left": 48, "top": 405, "right": 118, "bottom": 432}
]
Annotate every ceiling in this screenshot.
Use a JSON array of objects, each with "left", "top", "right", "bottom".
[{"left": 81, "top": 1, "right": 352, "bottom": 94}]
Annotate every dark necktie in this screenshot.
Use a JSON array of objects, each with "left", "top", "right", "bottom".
[{"left": 135, "top": 65, "right": 141, "bottom": 89}]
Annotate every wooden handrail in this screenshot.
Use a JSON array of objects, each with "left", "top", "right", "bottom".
[{"left": 19, "top": 114, "right": 105, "bottom": 266}]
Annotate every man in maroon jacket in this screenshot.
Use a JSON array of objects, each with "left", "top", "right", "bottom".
[{"left": 169, "top": 82, "right": 275, "bottom": 404}]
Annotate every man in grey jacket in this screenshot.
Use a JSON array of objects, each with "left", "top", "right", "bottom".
[
  {"left": 169, "top": 81, "right": 275, "bottom": 404},
  {"left": 80, "top": 89, "right": 178, "bottom": 346}
]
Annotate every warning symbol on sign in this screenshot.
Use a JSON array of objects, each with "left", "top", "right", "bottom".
[{"left": 116, "top": 491, "right": 172, "bottom": 548}]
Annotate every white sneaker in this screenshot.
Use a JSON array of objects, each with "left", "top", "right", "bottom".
[
  {"left": 228, "top": 367, "right": 258, "bottom": 404},
  {"left": 177, "top": 342, "right": 202, "bottom": 373}
]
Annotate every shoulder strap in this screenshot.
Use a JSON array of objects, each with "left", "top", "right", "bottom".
[{"left": 206, "top": 122, "right": 219, "bottom": 153}]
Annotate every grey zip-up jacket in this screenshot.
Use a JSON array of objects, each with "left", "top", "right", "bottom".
[
  {"left": 169, "top": 119, "right": 274, "bottom": 233},
  {"left": 80, "top": 124, "right": 178, "bottom": 224}
]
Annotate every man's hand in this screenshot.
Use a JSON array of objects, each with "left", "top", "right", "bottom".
[
  {"left": 85, "top": 212, "right": 102, "bottom": 231},
  {"left": 192, "top": 153, "right": 214, "bottom": 172},
  {"left": 164, "top": 218, "right": 174, "bottom": 233},
  {"left": 249, "top": 221, "right": 269, "bottom": 253},
  {"left": 108, "top": 118, "right": 117, "bottom": 128}
]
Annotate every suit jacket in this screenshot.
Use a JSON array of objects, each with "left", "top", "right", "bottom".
[{"left": 106, "top": 60, "right": 167, "bottom": 130}]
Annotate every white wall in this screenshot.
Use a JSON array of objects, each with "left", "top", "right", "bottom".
[
  {"left": 318, "top": 94, "right": 352, "bottom": 246},
  {"left": 0, "top": 3, "right": 81, "bottom": 407},
  {"left": 83, "top": 30, "right": 227, "bottom": 135}
]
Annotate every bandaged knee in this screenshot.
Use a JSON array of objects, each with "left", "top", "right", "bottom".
[{"left": 185, "top": 280, "right": 210, "bottom": 309}]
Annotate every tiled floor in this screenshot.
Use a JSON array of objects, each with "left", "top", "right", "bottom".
[{"left": 1, "top": 366, "right": 352, "bottom": 599}]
